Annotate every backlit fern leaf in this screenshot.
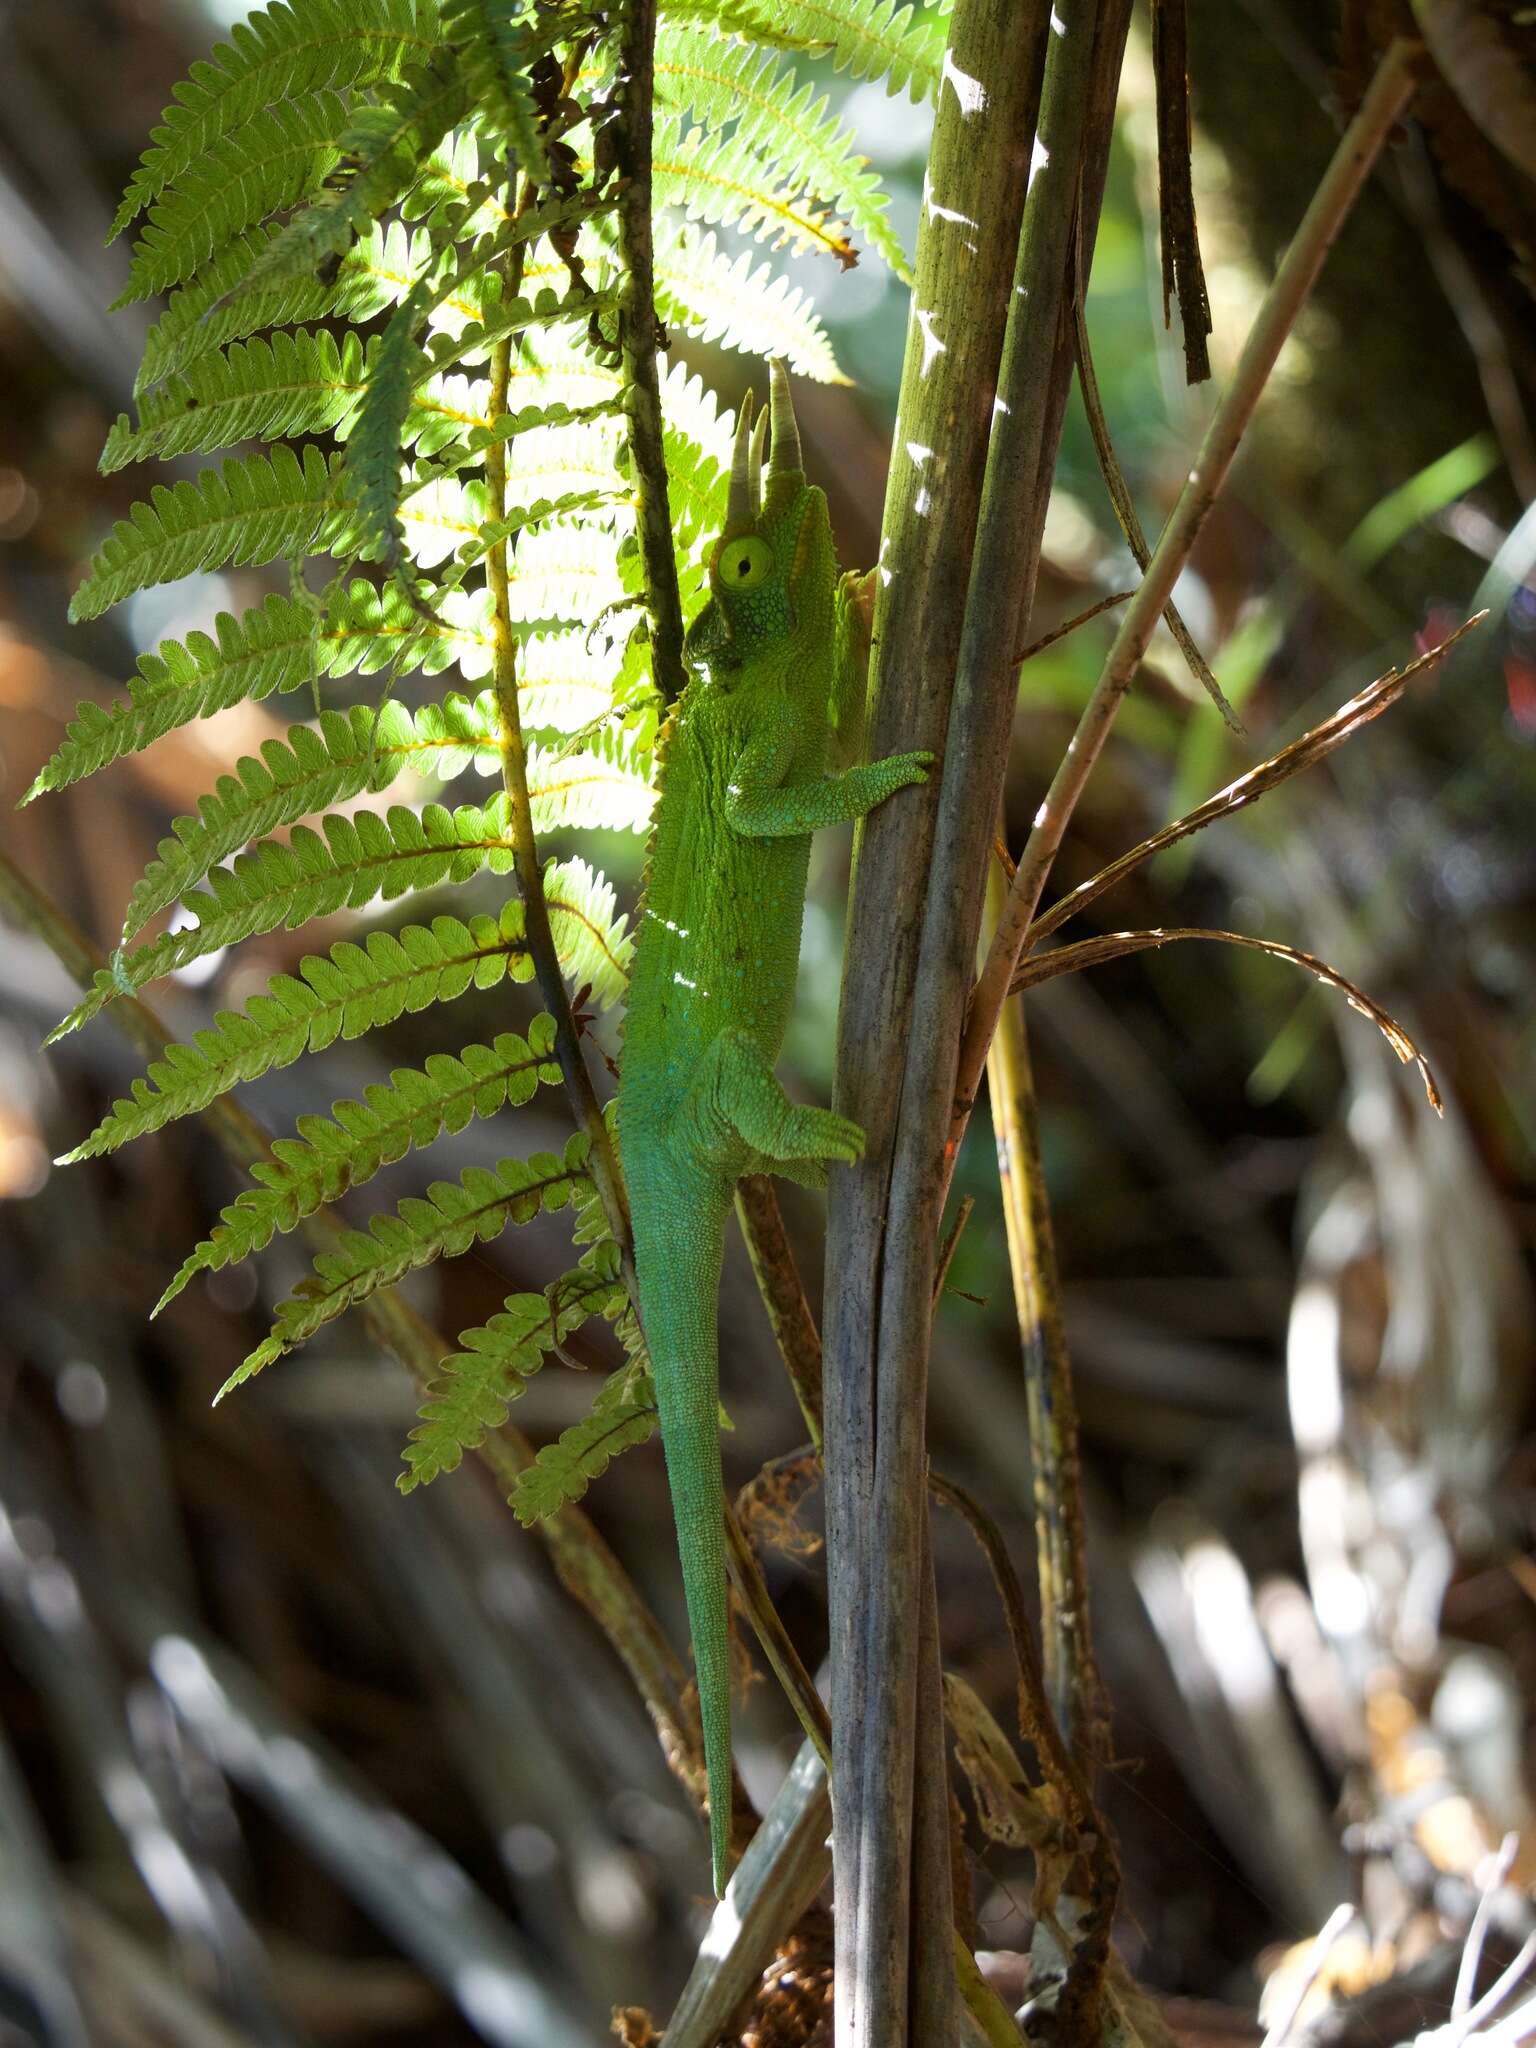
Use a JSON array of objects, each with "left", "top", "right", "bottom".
[
  {"left": 399, "top": 1250, "right": 625, "bottom": 1489},
  {"left": 653, "top": 222, "right": 846, "bottom": 384},
  {"left": 346, "top": 280, "right": 437, "bottom": 578},
  {"left": 153, "top": 1018, "right": 562, "bottom": 1306},
  {"left": 469, "top": 515, "right": 627, "bottom": 623},
  {"left": 221, "top": 1131, "right": 591, "bottom": 1392},
  {"left": 59, "top": 904, "right": 536, "bottom": 1161},
  {"left": 25, "top": 584, "right": 492, "bottom": 803},
  {"left": 512, "top": 1361, "right": 657, "bottom": 1522},
  {"left": 68, "top": 445, "right": 351, "bottom": 625},
  {"left": 401, "top": 391, "right": 626, "bottom": 489},
  {"left": 110, "top": 0, "right": 440, "bottom": 244},
  {"left": 646, "top": 423, "right": 727, "bottom": 610},
  {"left": 526, "top": 728, "right": 655, "bottom": 835},
  {"left": 50, "top": 798, "right": 521, "bottom": 1042},
  {"left": 659, "top": 423, "right": 727, "bottom": 547},
  {"left": 652, "top": 24, "right": 911, "bottom": 279},
  {"left": 123, "top": 686, "right": 636, "bottom": 940},
  {"left": 516, "top": 632, "right": 622, "bottom": 734},
  {"left": 138, "top": 220, "right": 429, "bottom": 393},
  {"left": 462, "top": 487, "right": 624, "bottom": 579},
  {"left": 119, "top": 89, "right": 355, "bottom": 305},
  {"left": 442, "top": 0, "right": 547, "bottom": 182},
  {"left": 425, "top": 279, "right": 621, "bottom": 377},
  {"left": 229, "top": 61, "right": 473, "bottom": 305},
  {"left": 663, "top": 0, "right": 943, "bottom": 101},
  {"left": 543, "top": 855, "right": 631, "bottom": 1005},
  {"left": 123, "top": 701, "right": 454, "bottom": 940},
  {"left": 645, "top": 103, "right": 855, "bottom": 267},
  {"left": 103, "top": 329, "right": 372, "bottom": 474}
]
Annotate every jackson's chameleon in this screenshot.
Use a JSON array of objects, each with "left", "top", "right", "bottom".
[{"left": 617, "top": 361, "right": 933, "bottom": 1894}]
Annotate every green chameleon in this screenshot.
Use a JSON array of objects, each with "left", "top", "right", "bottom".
[{"left": 617, "top": 360, "right": 933, "bottom": 1894}]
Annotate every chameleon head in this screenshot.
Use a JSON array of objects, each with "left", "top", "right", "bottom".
[{"left": 683, "top": 360, "right": 837, "bottom": 682}]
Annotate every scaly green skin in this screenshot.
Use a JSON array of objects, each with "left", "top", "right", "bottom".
[{"left": 616, "top": 365, "right": 931, "bottom": 1895}]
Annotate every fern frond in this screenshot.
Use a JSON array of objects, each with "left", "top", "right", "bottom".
[
  {"left": 387, "top": 467, "right": 488, "bottom": 565},
  {"left": 645, "top": 104, "right": 858, "bottom": 266},
  {"left": 653, "top": 222, "right": 847, "bottom": 384},
  {"left": 123, "top": 702, "right": 445, "bottom": 940},
  {"left": 658, "top": 424, "right": 726, "bottom": 548},
  {"left": 398, "top": 1255, "right": 624, "bottom": 1489},
  {"left": 68, "top": 445, "right": 349, "bottom": 625},
  {"left": 425, "top": 279, "right": 621, "bottom": 377},
  {"left": 103, "top": 330, "right": 373, "bottom": 474},
  {"left": 512, "top": 1361, "right": 657, "bottom": 1522},
  {"left": 510, "top": 631, "right": 622, "bottom": 733},
  {"left": 26, "top": 584, "right": 492, "bottom": 804},
  {"left": 57, "top": 904, "right": 535, "bottom": 1161},
  {"left": 442, "top": 0, "right": 547, "bottom": 181},
  {"left": 50, "top": 798, "right": 520, "bottom": 1042},
  {"left": 525, "top": 729, "right": 655, "bottom": 835},
  {"left": 120, "top": 691, "right": 636, "bottom": 941},
  {"left": 153, "top": 1019, "right": 562, "bottom": 1306},
  {"left": 401, "top": 391, "right": 625, "bottom": 487},
  {"left": 119, "top": 89, "right": 355, "bottom": 305},
  {"left": 542, "top": 855, "right": 631, "bottom": 1005},
  {"left": 345, "top": 281, "right": 437, "bottom": 578},
  {"left": 139, "top": 221, "right": 430, "bottom": 393},
  {"left": 227, "top": 61, "right": 473, "bottom": 306},
  {"left": 461, "top": 487, "right": 624, "bottom": 580},
  {"left": 470, "top": 515, "right": 627, "bottom": 623},
  {"left": 220, "top": 1132, "right": 591, "bottom": 1392},
  {"left": 661, "top": 0, "right": 943, "bottom": 101},
  {"left": 110, "top": 0, "right": 439, "bottom": 244},
  {"left": 652, "top": 25, "right": 910, "bottom": 279}
]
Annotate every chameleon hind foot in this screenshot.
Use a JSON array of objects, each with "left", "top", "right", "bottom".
[
  {"left": 779, "top": 1103, "right": 864, "bottom": 1165},
  {"left": 683, "top": 1028, "right": 866, "bottom": 1173}
]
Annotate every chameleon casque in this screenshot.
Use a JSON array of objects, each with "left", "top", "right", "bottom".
[{"left": 617, "top": 360, "right": 933, "bottom": 1894}]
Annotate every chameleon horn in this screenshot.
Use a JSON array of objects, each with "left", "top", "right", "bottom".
[
  {"left": 767, "top": 357, "right": 802, "bottom": 478},
  {"left": 726, "top": 390, "right": 755, "bottom": 529},
  {"left": 747, "top": 404, "right": 768, "bottom": 515}
]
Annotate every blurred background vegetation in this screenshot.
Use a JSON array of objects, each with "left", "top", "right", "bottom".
[{"left": 0, "top": 2, "right": 1533, "bottom": 2042}]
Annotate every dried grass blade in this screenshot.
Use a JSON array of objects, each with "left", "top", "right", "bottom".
[
  {"left": 1027, "top": 612, "right": 1487, "bottom": 947},
  {"left": 1015, "top": 588, "right": 1135, "bottom": 667},
  {"left": 1011, "top": 925, "right": 1442, "bottom": 1111},
  {"left": 1071, "top": 237, "right": 1236, "bottom": 729}
]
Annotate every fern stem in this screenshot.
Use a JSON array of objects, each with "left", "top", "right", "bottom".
[
  {"left": 484, "top": 326, "right": 632, "bottom": 1262},
  {"left": 0, "top": 848, "right": 697, "bottom": 1806},
  {"left": 612, "top": 0, "right": 686, "bottom": 702}
]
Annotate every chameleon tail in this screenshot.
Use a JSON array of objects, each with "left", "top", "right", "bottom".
[{"left": 634, "top": 1190, "right": 736, "bottom": 1896}]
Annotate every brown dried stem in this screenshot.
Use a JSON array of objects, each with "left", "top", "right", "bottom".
[
  {"left": 954, "top": 36, "right": 1421, "bottom": 1152},
  {"left": 984, "top": 860, "right": 1109, "bottom": 1773},
  {"left": 1011, "top": 925, "right": 1442, "bottom": 1111},
  {"left": 825, "top": 3, "right": 1136, "bottom": 2034},
  {"left": 1024, "top": 613, "right": 1484, "bottom": 951}
]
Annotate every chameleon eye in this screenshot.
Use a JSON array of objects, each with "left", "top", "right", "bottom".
[{"left": 716, "top": 535, "right": 773, "bottom": 591}]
